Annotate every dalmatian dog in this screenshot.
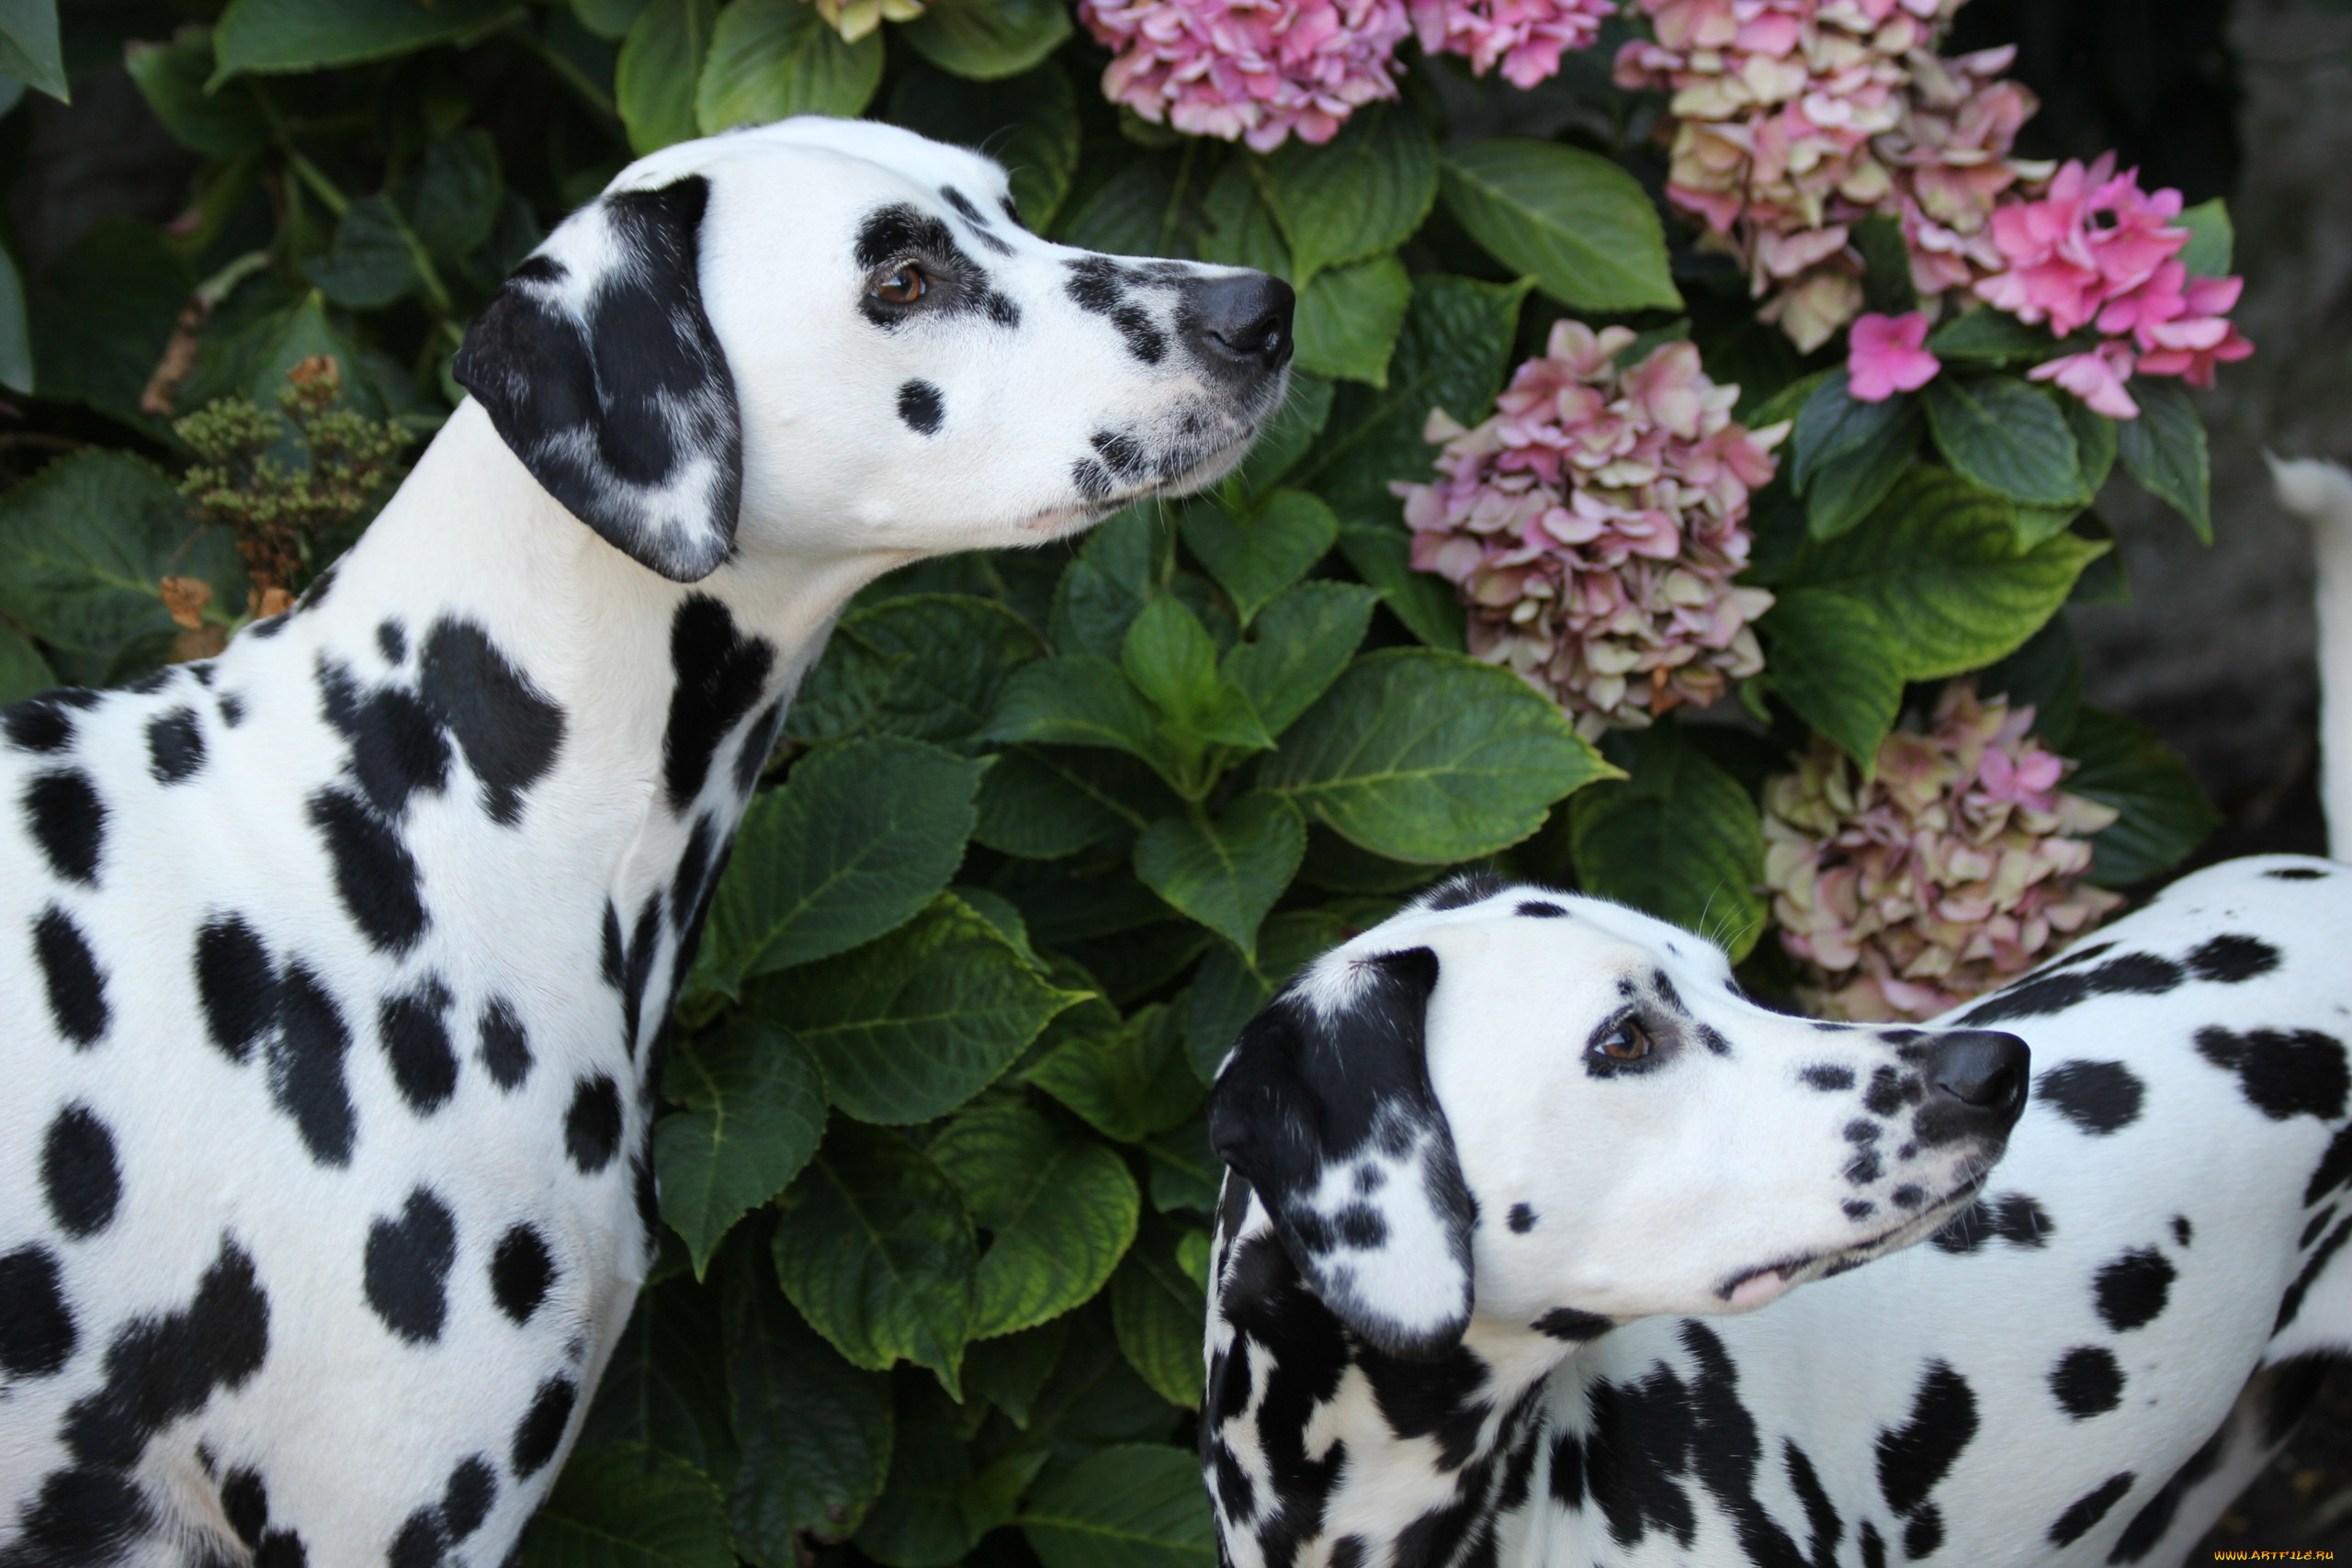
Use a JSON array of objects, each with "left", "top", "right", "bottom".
[
  {"left": 1201, "top": 853, "right": 2352, "bottom": 1566},
  {"left": 0, "top": 118, "right": 1292, "bottom": 1565}
]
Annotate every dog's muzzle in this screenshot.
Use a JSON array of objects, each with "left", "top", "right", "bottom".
[{"left": 1182, "top": 273, "right": 1296, "bottom": 382}]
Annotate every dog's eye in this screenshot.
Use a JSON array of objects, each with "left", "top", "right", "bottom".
[
  {"left": 1596, "top": 1020, "right": 1652, "bottom": 1063},
  {"left": 874, "top": 265, "right": 926, "bottom": 305}
]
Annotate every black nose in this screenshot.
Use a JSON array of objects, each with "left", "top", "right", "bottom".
[
  {"left": 1183, "top": 272, "right": 1295, "bottom": 375},
  {"left": 1926, "top": 1030, "right": 2031, "bottom": 1120}
]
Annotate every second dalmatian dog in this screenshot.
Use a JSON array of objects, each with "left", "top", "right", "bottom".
[{"left": 0, "top": 119, "right": 1292, "bottom": 1564}]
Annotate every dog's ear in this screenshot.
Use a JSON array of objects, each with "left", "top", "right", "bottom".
[
  {"left": 453, "top": 176, "right": 743, "bottom": 583},
  {"left": 1208, "top": 947, "right": 1474, "bottom": 1359}
]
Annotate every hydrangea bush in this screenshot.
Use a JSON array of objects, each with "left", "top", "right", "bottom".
[{"left": 0, "top": 0, "right": 2239, "bottom": 1561}]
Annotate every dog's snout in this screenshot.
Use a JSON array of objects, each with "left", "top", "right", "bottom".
[
  {"left": 1186, "top": 273, "right": 1295, "bottom": 374},
  {"left": 1928, "top": 1030, "right": 2030, "bottom": 1119}
]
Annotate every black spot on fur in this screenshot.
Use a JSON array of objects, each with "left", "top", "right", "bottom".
[
  {"left": 492, "top": 1225, "right": 556, "bottom": 1325},
  {"left": 389, "top": 1510, "right": 443, "bottom": 1568},
  {"left": 479, "top": 996, "right": 533, "bottom": 1089},
  {"left": 42, "top": 1106, "right": 121, "bottom": 1239},
  {"left": 2188, "top": 933, "right": 2280, "bottom": 983},
  {"left": 1514, "top": 900, "right": 1565, "bottom": 918},
  {"left": 2269, "top": 865, "right": 2328, "bottom": 880},
  {"left": 0, "top": 1243, "right": 76, "bottom": 1375},
  {"left": 1531, "top": 1307, "right": 1612, "bottom": 1341},
  {"left": 379, "top": 619, "right": 408, "bottom": 663},
  {"left": 1875, "top": 1360, "right": 1977, "bottom": 1517},
  {"left": 272, "top": 963, "right": 357, "bottom": 1167},
  {"left": 34, "top": 904, "right": 108, "bottom": 1046},
  {"left": 2049, "top": 1472, "right": 2134, "bottom": 1547},
  {"left": 1800, "top": 1064, "right": 1856, "bottom": 1091},
  {"left": 2303, "top": 1208, "right": 2336, "bottom": 1250},
  {"left": 61, "top": 1236, "right": 270, "bottom": 1471},
  {"left": 566, "top": 1074, "right": 624, "bottom": 1174},
  {"left": 662, "top": 596, "right": 775, "bottom": 813},
  {"left": 320, "top": 659, "right": 450, "bottom": 817},
  {"left": 308, "top": 786, "right": 427, "bottom": 953},
  {"left": 220, "top": 1468, "right": 268, "bottom": 1546},
  {"left": 2050, "top": 1347, "right": 2125, "bottom": 1417},
  {"left": 146, "top": 707, "right": 205, "bottom": 784},
  {"left": 196, "top": 914, "right": 277, "bottom": 1065},
  {"left": 2036, "top": 1059, "right": 2144, "bottom": 1134},
  {"left": 511, "top": 1376, "right": 578, "bottom": 1477},
  {"left": 365, "top": 1188, "right": 458, "bottom": 1345},
  {"left": 1507, "top": 1202, "right": 1535, "bottom": 1233},
  {"left": 897, "top": 378, "right": 944, "bottom": 435},
  {"left": 1110, "top": 302, "right": 1167, "bottom": 363},
  {"left": 1936, "top": 1192, "right": 2054, "bottom": 1253},
  {"left": 2194, "top": 1024, "right": 2350, "bottom": 1121},
  {"left": 1, "top": 1467, "right": 155, "bottom": 1567},
  {"left": 2278, "top": 1215, "right": 2352, "bottom": 1334},
  {"left": 2094, "top": 1247, "right": 2176, "bottom": 1332},
  {"left": 1958, "top": 952, "right": 2185, "bottom": 1025},
  {"left": 2308, "top": 1124, "right": 2352, "bottom": 1207},
  {"left": 1845, "top": 1200, "right": 1875, "bottom": 1220},
  {"left": 418, "top": 619, "right": 567, "bottom": 825},
  {"left": 24, "top": 768, "right": 106, "bottom": 883},
  {"left": 1584, "top": 1356, "right": 1698, "bottom": 1549},
  {"left": 219, "top": 693, "right": 245, "bottom": 727},
  {"left": 4, "top": 694, "right": 80, "bottom": 753},
  {"left": 616, "top": 893, "right": 662, "bottom": 1055},
  {"left": 2173, "top": 1213, "right": 2193, "bottom": 1247},
  {"left": 1890, "top": 1184, "right": 1925, "bottom": 1210},
  {"left": 734, "top": 700, "right": 782, "bottom": 795},
  {"left": 2109, "top": 1422, "right": 2226, "bottom": 1562},
  {"left": 380, "top": 981, "right": 458, "bottom": 1115},
  {"left": 444, "top": 1457, "right": 496, "bottom": 1540}
]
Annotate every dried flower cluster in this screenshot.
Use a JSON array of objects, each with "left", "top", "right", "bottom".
[
  {"left": 1410, "top": 0, "right": 1618, "bottom": 88},
  {"left": 1395, "top": 321, "right": 1785, "bottom": 735},
  {"left": 1764, "top": 683, "right": 2122, "bottom": 1021}
]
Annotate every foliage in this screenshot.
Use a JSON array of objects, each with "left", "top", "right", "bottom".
[{"left": 0, "top": 0, "right": 2246, "bottom": 1563}]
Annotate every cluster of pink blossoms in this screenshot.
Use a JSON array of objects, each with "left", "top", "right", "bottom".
[
  {"left": 1394, "top": 321, "right": 1785, "bottom": 735},
  {"left": 1077, "top": 0, "right": 1612, "bottom": 150},
  {"left": 1763, "top": 683, "right": 2122, "bottom": 1022}
]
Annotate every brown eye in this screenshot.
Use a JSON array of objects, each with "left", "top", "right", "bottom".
[
  {"left": 874, "top": 265, "right": 926, "bottom": 305},
  {"left": 1598, "top": 1020, "right": 1652, "bottom": 1062}
]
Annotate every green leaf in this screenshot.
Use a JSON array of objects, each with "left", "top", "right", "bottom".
[
  {"left": 1569, "top": 723, "right": 1768, "bottom": 961},
  {"left": 1334, "top": 525, "right": 1465, "bottom": 653},
  {"left": 127, "top": 33, "right": 269, "bottom": 160},
  {"left": 1023, "top": 1306, "right": 1182, "bottom": 1450},
  {"left": 774, "top": 1122, "right": 978, "bottom": 1394},
  {"left": 656, "top": 1020, "right": 827, "bottom": 1276},
  {"left": 972, "top": 747, "right": 1138, "bottom": 860},
  {"left": 1182, "top": 906, "right": 1363, "bottom": 1078},
  {"left": 727, "top": 1269, "right": 895, "bottom": 1552},
  {"left": 1256, "top": 103, "right": 1438, "bottom": 285},
  {"left": 0, "top": 625, "right": 53, "bottom": 705},
  {"left": 931, "top": 1100, "right": 1141, "bottom": 1337},
  {"left": 28, "top": 220, "right": 191, "bottom": 434},
  {"left": 1925, "top": 308, "right": 2057, "bottom": 366},
  {"left": 1143, "top": 1115, "right": 1223, "bottom": 1212},
  {"left": 2065, "top": 397, "right": 2118, "bottom": 495},
  {"left": 0, "top": 0, "right": 63, "bottom": 100},
  {"left": 306, "top": 196, "right": 421, "bottom": 310},
  {"left": 1262, "top": 649, "right": 1616, "bottom": 863},
  {"left": 0, "top": 242, "right": 28, "bottom": 397},
  {"left": 1976, "top": 613, "right": 2083, "bottom": 748},
  {"left": 1121, "top": 597, "right": 1275, "bottom": 751},
  {"left": 897, "top": 0, "right": 1072, "bottom": 80},
  {"left": 214, "top": 0, "right": 521, "bottom": 78},
  {"left": 1197, "top": 159, "right": 1291, "bottom": 278},
  {"left": 888, "top": 60, "right": 1080, "bottom": 229},
  {"left": 1058, "top": 159, "right": 1182, "bottom": 258},
  {"left": 2064, "top": 705, "right": 2220, "bottom": 887},
  {"left": 800, "top": 593, "right": 1047, "bottom": 750},
  {"left": 2178, "top": 197, "right": 2233, "bottom": 278},
  {"left": 964, "top": 1319, "right": 1067, "bottom": 1427},
  {"left": 1789, "top": 371, "right": 1909, "bottom": 491},
  {"left": 711, "top": 736, "right": 986, "bottom": 980},
  {"left": 1021, "top": 1446, "right": 1218, "bottom": 1568},
  {"left": 178, "top": 291, "right": 386, "bottom": 423},
  {"left": 854, "top": 1381, "right": 978, "bottom": 1568},
  {"left": 770, "top": 894, "right": 1085, "bottom": 1124},
  {"left": 1804, "top": 402, "right": 1920, "bottom": 540},
  {"left": 517, "top": 1446, "right": 732, "bottom": 1568},
  {"left": 1295, "top": 275, "right": 1531, "bottom": 524},
  {"left": 2115, "top": 377, "right": 2212, "bottom": 543},
  {"left": 1052, "top": 506, "right": 1159, "bottom": 660},
  {"left": 1922, "top": 374, "right": 2090, "bottom": 508},
  {"left": 1439, "top": 139, "right": 1682, "bottom": 312},
  {"left": 1295, "top": 254, "right": 1412, "bottom": 386},
  {"left": 984, "top": 655, "right": 1169, "bottom": 773},
  {"left": 574, "top": 0, "right": 650, "bottom": 38},
  {"left": 1134, "top": 794, "right": 1305, "bottom": 959},
  {"left": 1222, "top": 580, "right": 1381, "bottom": 737},
  {"left": 1181, "top": 490, "right": 1337, "bottom": 626},
  {"left": 696, "top": 0, "right": 881, "bottom": 130},
  {"left": 1026, "top": 1002, "right": 1204, "bottom": 1144},
  {"left": 1757, "top": 588, "right": 1903, "bottom": 769},
  {"left": 581, "top": 1276, "right": 740, "bottom": 1483},
  {"left": 1110, "top": 1223, "right": 1208, "bottom": 1407},
  {"left": 1782, "top": 468, "right": 2106, "bottom": 681},
  {"left": 1851, "top": 211, "right": 1917, "bottom": 316},
  {"left": 618, "top": 0, "right": 717, "bottom": 155},
  {"left": 1230, "top": 373, "right": 1335, "bottom": 501},
  {"left": 410, "top": 130, "right": 503, "bottom": 264}
]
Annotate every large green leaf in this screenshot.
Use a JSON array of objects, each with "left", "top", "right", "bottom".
[
  {"left": 931, "top": 1100, "right": 1141, "bottom": 1337},
  {"left": 1789, "top": 371, "right": 1909, "bottom": 491},
  {"left": 2115, "top": 378, "right": 2212, "bottom": 544},
  {"left": 774, "top": 1122, "right": 977, "bottom": 1394},
  {"left": 581, "top": 1276, "right": 740, "bottom": 1483},
  {"left": 1181, "top": 490, "right": 1337, "bottom": 626},
  {"left": 0, "top": 0, "right": 64, "bottom": 101},
  {"left": 1230, "top": 374, "right": 1336, "bottom": 501},
  {"left": 1262, "top": 649, "right": 1615, "bottom": 862},
  {"left": 0, "top": 243, "right": 28, "bottom": 397},
  {"left": 1109, "top": 1221, "right": 1208, "bottom": 1407},
  {"left": 1197, "top": 159, "right": 1291, "bottom": 278},
  {"left": 1133, "top": 793, "right": 1305, "bottom": 959},
  {"left": 897, "top": 0, "right": 1071, "bottom": 80},
  {"left": 696, "top": 0, "right": 881, "bottom": 130},
  {"left": 768, "top": 894, "right": 1086, "bottom": 1124},
  {"left": 1058, "top": 159, "right": 1182, "bottom": 258},
  {"left": 2064, "top": 705, "right": 2220, "bottom": 887},
  {"left": 518, "top": 1447, "right": 732, "bottom": 1568},
  {"left": 618, "top": 0, "right": 717, "bottom": 154},
  {"left": 656, "top": 1020, "right": 827, "bottom": 1276},
  {"left": 852, "top": 1381, "right": 1009, "bottom": 1568},
  {"left": 1757, "top": 587, "right": 1903, "bottom": 769},
  {"left": 1122, "top": 595, "right": 1274, "bottom": 754},
  {"left": 1027, "top": 1003, "right": 1204, "bottom": 1144},
  {"left": 972, "top": 747, "right": 1142, "bottom": 860},
  {"left": 1052, "top": 506, "right": 1159, "bottom": 660},
  {"left": 710, "top": 736, "right": 986, "bottom": 980},
  {"left": 1295, "top": 254, "right": 1412, "bottom": 386},
  {"left": 888, "top": 60, "right": 1080, "bottom": 229},
  {"left": 1781, "top": 468, "right": 2105, "bottom": 681},
  {"left": 1922, "top": 374, "right": 2090, "bottom": 508},
  {"left": 1804, "top": 405, "right": 1920, "bottom": 540},
  {"left": 1439, "top": 139, "right": 1682, "bottom": 312},
  {"left": 1221, "top": 581, "right": 1381, "bottom": 736},
  {"left": 1925, "top": 308, "right": 2057, "bottom": 367},
  {"left": 1183, "top": 907, "right": 1364, "bottom": 1078},
  {"left": 1255, "top": 103, "right": 1438, "bottom": 285},
  {"left": 306, "top": 196, "right": 423, "bottom": 310},
  {"left": 1021, "top": 1445, "right": 1218, "bottom": 1568},
  {"left": 1569, "top": 723, "right": 1768, "bottom": 961},
  {"left": 964, "top": 1320, "right": 1067, "bottom": 1428},
  {"left": 1334, "top": 525, "right": 1466, "bottom": 652},
  {"left": 791, "top": 593, "right": 1046, "bottom": 750},
  {"left": 2178, "top": 197, "right": 2233, "bottom": 278},
  {"left": 127, "top": 33, "right": 270, "bottom": 161},
  {"left": 28, "top": 220, "right": 191, "bottom": 434},
  {"left": 984, "top": 655, "right": 1170, "bottom": 773},
  {"left": 408, "top": 130, "right": 503, "bottom": 264},
  {"left": 214, "top": 0, "right": 520, "bottom": 77},
  {"left": 0, "top": 626, "right": 54, "bottom": 704},
  {"left": 727, "top": 1269, "right": 895, "bottom": 1554}
]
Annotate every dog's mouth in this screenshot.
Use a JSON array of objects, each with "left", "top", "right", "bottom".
[
  {"left": 1713, "top": 1166, "right": 1993, "bottom": 1313},
  {"left": 1024, "top": 408, "right": 1284, "bottom": 536}
]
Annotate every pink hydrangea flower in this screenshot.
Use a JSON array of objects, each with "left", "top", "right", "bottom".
[
  {"left": 1078, "top": 0, "right": 1414, "bottom": 151},
  {"left": 1408, "top": 0, "right": 1615, "bottom": 87},
  {"left": 2028, "top": 340, "right": 2141, "bottom": 420},
  {"left": 1846, "top": 310, "right": 1940, "bottom": 400},
  {"left": 1763, "top": 682, "right": 2123, "bottom": 1022},
  {"left": 1394, "top": 321, "right": 1787, "bottom": 735}
]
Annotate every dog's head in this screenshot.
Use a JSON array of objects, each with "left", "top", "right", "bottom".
[
  {"left": 454, "top": 118, "right": 1293, "bottom": 582},
  {"left": 1207, "top": 876, "right": 2030, "bottom": 1359}
]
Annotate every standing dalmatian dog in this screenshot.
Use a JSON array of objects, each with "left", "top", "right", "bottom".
[
  {"left": 1202, "top": 861, "right": 2352, "bottom": 1557},
  {"left": 0, "top": 118, "right": 1293, "bottom": 1565}
]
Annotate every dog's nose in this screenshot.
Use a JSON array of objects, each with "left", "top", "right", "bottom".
[
  {"left": 1184, "top": 272, "right": 1295, "bottom": 374},
  {"left": 1926, "top": 1030, "right": 2031, "bottom": 1119}
]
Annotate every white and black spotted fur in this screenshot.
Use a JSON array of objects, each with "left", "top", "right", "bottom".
[
  {"left": 1203, "top": 815, "right": 2352, "bottom": 1552},
  {"left": 0, "top": 117, "right": 1293, "bottom": 1565}
]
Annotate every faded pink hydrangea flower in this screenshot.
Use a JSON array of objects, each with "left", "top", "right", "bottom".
[
  {"left": 1394, "top": 321, "right": 1786, "bottom": 736},
  {"left": 1846, "top": 310, "right": 1939, "bottom": 400},
  {"left": 1078, "top": 0, "right": 1415, "bottom": 151},
  {"left": 1408, "top": 0, "right": 1616, "bottom": 88},
  {"left": 1763, "top": 682, "right": 2123, "bottom": 1022},
  {"left": 1880, "top": 44, "right": 2047, "bottom": 304}
]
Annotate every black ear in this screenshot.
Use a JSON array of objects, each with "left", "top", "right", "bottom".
[
  {"left": 454, "top": 176, "right": 743, "bottom": 583},
  {"left": 1207, "top": 947, "right": 1474, "bottom": 1359}
]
